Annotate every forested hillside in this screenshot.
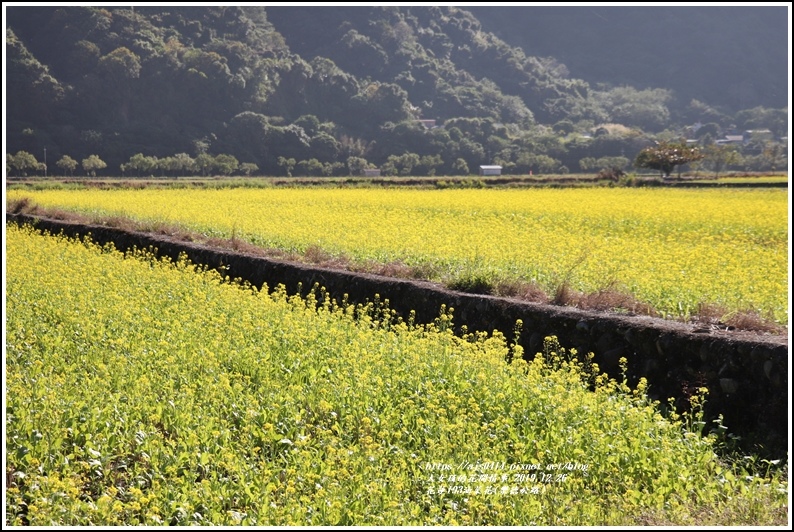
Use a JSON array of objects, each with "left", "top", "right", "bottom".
[
  {"left": 5, "top": 6, "right": 788, "bottom": 177},
  {"left": 471, "top": 6, "right": 788, "bottom": 112}
]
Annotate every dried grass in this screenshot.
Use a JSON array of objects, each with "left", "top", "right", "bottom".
[
  {"left": 722, "top": 310, "right": 786, "bottom": 335},
  {"left": 7, "top": 196, "right": 37, "bottom": 214},
  {"left": 366, "top": 260, "right": 418, "bottom": 279},
  {"left": 302, "top": 245, "right": 352, "bottom": 269},
  {"left": 691, "top": 302, "right": 785, "bottom": 334},
  {"left": 493, "top": 279, "right": 550, "bottom": 303},
  {"left": 551, "top": 280, "right": 659, "bottom": 316}
]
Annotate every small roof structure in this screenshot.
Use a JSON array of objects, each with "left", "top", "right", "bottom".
[
  {"left": 479, "top": 165, "right": 502, "bottom": 175},
  {"left": 716, "top": 135, "right": 744, "bottom": 145}
]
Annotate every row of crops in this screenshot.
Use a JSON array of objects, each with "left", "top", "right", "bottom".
[
  {"left": 5, "top": 224, "right": 787, "bottom": 525},
  {"left": 6, "top": 187, "right": 787, "bottom": 324}
]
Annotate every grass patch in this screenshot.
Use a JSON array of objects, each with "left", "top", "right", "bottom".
[
  {"left": 446, "top": 273, "right": 496, "bottom": 294},
  {"left": 553, "top": 279, "right": 659, "bottom": 316}
]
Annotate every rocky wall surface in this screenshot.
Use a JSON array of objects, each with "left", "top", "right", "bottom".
[{"left": 7, "top": 213, "right": 789, "bottom": 452}]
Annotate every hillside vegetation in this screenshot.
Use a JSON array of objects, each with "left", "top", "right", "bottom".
[{"left": 5, "top": 6, "right": 788, "bottom": 177}]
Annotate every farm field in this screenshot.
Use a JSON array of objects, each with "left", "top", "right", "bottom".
[
  {"left": 5, "top": 225, "right": 788, "bottom": 526},
  {"left": 6, "top": 186, "right": 788, "bottom": 325}
]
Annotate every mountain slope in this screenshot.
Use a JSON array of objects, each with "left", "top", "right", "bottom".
[
  {"left": 469, "top": 5, "right": 789, "bottom": 111},
  {"left": 4, "top": 6, "right": 787, "bottom": 177}
]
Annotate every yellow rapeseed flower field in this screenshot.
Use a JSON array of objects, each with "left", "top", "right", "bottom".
[
  {"left": 6, "top": 187, "right": 787, "bottom": 322},
  {"left": 5, "top": 225, "right": 787, "bottom": 525}
]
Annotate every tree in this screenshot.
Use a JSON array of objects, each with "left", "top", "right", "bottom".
[
  {"left": 157, "top": 156, "right": 180, "bottom": 178},
  {"left": 82, "top": 155, "right": 107, "bottom": 177},
  {"left": 295, "top": 158, "right": 325, "bottom": 177},
  {"left": 760, "top": 142, "right": 786, "bottom": 172},
  {"left": 194, "top": 153, "right": 215, "bottom": 176},
  {"left": 239, "top": 162, "right": 259, "bottom": 176},
  {"left": 416, "top": 154, "right": 443, "bottom": 176},
  {"left": 9, "top": 150, "right": 39, "bottom": 176},
  {"left": 56, "top": 155, "right": 78, "bottom": 177},
  {"left": 452, "top": 157, "right": 470, "bottom": 176},
  {"left": 516, "top": 152, "right": 560, "bottom": 174},
  {"left": 591, "top": 86, "right": 672, "bottom": 131},
  {"left": 97, "top": 47, "right": 141, "bottom": 81},
  {"left": 383, "top": 152, "right": 421, "bottom": 176},
  {"left": 124, "top": 153, "right": 158, "bottom": 177},
  {"left": 578, "top": 155, "right": 628, "bottom": 177},
  {"left": 213, "top": 153, "right": 239, "bottom": 176},
  {"left": 694, "top": 122, "right": 720, "bottom": 140},
  {"left": 193, "top": 139, "right": 211, "bottom": 156},
  {"left": 552, "top": 119, "right": 575, "bottom": 135},
  {"left": 633, "top": 141, "right": 704, "bottom": 178},
  {"left": 173, "top": 153, "right": 195, "bottom": 176},
  {"left": 294, "top": 114, "right": 321, "bottom": 137},
  {"left": 597, "top": 156, "right": 629, "bottom": 171},
  {"left": 277, "top": 156, "right": 296, "bottom": 177},
  {"left": 703, "top": 144, "right": 742, "bottom": 178},
  {"left": 351, "top": 82, "right": 415, "bottom": 127},
  {"left": 735, "top": 106, "right": 788, "bottom": 138},
  {"left": 66, "top": 40, "right": 101, "bottom": 76},
  {"left": 698, "top": 133, "right": 714, "bottom": 148},
  {"left": 310, "top": 133, "right": 341, "bottom": 162},
  {"left": 346, "top": 156, "right": 369, "bottom": 176},
  {"left": 578, "top": 157, "right": 598, "bottom": 172}
]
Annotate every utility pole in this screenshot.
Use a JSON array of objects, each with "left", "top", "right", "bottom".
[{"left": 44, "top": 146, "right": 47, "bottom": 177}]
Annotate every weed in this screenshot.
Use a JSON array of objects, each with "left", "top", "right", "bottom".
[
  {"left": 493, "top": 279, "right": 550, "bottom": 303},
  {"left": 7, "top": 196, "right": 37, "bottom": 214},
  {"left": 446, "top": 274, "right": 495, "bottom": 294}
]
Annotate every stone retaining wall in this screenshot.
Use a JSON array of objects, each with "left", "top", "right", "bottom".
[{"left": 7, "top": 213, "right": 788, "bottom": 452}]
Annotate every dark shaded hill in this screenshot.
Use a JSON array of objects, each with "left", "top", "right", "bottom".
[
  {"left": 266, "top": 6, "right": 590, "bottom": 125},
  {"left": 4, "top": 6, "right": 788, "bottom": 177},
  {"left": 470, "top": 6, "right": 789, "bottom": 112}
]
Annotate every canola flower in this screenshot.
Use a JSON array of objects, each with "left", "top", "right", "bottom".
[
  {"left": 6, "top": 187, "right": 787, "bottom": 324},
  {"left": 5, "top": 225, "right": 787, "bottom": 525}
]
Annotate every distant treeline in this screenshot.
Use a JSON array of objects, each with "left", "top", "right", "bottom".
[{"left": 7, "top": 129, "right": 785, "bottom": 179}]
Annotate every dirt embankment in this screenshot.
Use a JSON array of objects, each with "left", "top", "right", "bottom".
[{"left": 7, "top": 212, "right": 789, "bottom": 454}]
